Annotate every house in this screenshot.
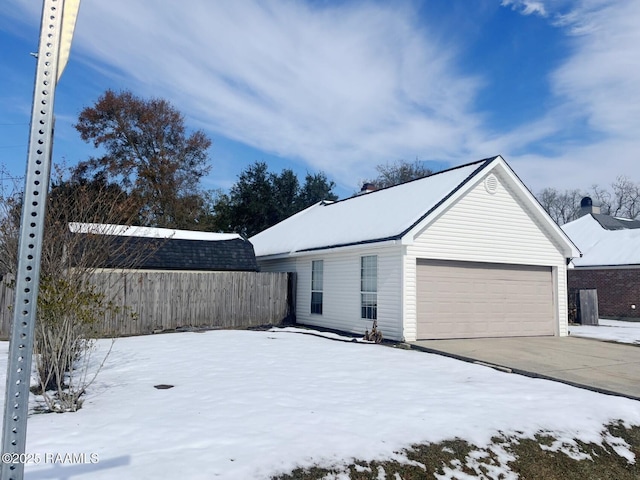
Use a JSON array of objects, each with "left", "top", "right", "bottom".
[
  {"left": 561, "top": 199, "right": 640, "bottom": 319},
  {"left": 250, "top": 156, "right": 579, "bottom": 341},
  {"left": 68, "top": 223, "right": 259, "bottom": 272}
]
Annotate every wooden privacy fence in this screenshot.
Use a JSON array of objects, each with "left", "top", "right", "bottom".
[{"left": 0, "top": 271, "right": 293, "bottom": 339}]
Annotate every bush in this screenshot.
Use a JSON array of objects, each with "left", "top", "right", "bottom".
[
  {"left": 364, "top": 320, "right": 383, "bottom": 343},
  {"left": 33, "top": 276, "right": 119, "bottom": 412},
  {"left": 0, "top": 166, "right": 146, "bottom": 413}
]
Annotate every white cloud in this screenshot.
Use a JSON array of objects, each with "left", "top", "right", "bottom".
[
  {"left": 497, "top": 0, "right": 640, "bottom": 146},
  {"left": 43, "top": 0, "right": 484, "bottom": 187},
  {"left": 550, "top": 1, "right": 640, "bottom": 139},
  {"left": 500, "top": 0, "right": 548, "bottom": 17},
  {"left": 6, "top": 0, "right": 640, "bottom": 196},
  {"left": 501, "top": 0, "right": 640, "bottom": 192}
]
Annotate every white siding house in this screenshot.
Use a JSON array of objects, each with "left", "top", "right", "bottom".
[{"left": 251, "top": 156, "right": 580, "bottom": 341}]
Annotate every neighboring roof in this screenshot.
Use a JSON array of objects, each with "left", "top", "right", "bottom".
[
  {"left": 69, "top": 223, "right": 258, "bottom": 271},
  {"left": 562, "top": 214, "right": 640, "bottom": 267},
  {"left": 69, "top": 222, "right": 242, "bottom": 241},
  {"left": 590, "top": 214, "right": 640, "bottom": 231},
  {"left": 251, "top": 156, "right": 579, "bottom": 258}
]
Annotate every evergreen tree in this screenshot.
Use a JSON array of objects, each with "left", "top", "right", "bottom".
[{"left": 211, "top": 162, "right": 338, "bottom": 236}]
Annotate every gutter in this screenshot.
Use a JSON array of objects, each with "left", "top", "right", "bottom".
[{"left": 256, "top": 239, "right": 402, "bottom": 260}]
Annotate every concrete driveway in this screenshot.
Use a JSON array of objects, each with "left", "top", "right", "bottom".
[{"left": 410, "top": 336, "right": 640, "bottom": 400}]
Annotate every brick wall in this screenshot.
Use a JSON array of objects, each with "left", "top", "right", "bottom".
[{"left": 568, "top": 268, "right": 640, "bottom": 318}]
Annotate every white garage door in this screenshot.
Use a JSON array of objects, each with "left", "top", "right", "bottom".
[{"left": 416, "top": 259, "right": 554, "bottom": 340}]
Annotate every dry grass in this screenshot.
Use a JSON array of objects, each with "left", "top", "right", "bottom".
[{"left": 273, "top": 422, "right": 640, "bottom": 479}]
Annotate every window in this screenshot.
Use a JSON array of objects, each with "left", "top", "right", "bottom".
[
  {"left": 360, "top": 255, "right": 377, "bottom": 319},
  {"left": 311, "top": 260, "right": 323, "bottom": 314}
]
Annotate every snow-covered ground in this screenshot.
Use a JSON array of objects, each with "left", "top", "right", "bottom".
[
  {"left": 570, "top": 319, "right": 640, "bottom": 345},
  {"left": 0, "top": 328, "right": 639, "bottom": 479}
]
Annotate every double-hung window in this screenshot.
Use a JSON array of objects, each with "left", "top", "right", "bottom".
[
  {"left": 360, "top": 255, "right": 377, "bottom": 320},
  {"left": 311, "top": 260, "right": 323, "bottom": 315}
]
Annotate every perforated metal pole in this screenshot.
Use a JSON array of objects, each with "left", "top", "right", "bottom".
[{"left": 1, "top": 1, "right": 64, "bottom": 478}]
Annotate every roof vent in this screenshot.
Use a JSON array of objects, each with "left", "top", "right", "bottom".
[{"left": 484, "top": 174, "right": 498, "bottom": 194}]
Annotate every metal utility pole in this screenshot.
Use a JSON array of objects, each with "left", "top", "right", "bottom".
[{"left": 1, "top": 1, "right": 79, "bottom": 479}]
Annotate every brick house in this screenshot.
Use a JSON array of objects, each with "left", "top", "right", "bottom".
[{"left": 562, "top": 198, "right": 640, "bottom": 319}]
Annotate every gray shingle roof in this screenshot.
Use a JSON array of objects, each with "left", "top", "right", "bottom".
[
  {"left": 591, "top": 214, "right": 640, "bottom": 230},
  {"left": 73, "top": 234, "right": 258, "bottom": 271}
]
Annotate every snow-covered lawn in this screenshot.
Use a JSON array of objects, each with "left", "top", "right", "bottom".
[
  {"left": 0, "top": 328, "right": 639, "bottom": 479},
  {"left": 569, "top": 319, "right": 640, "bottom": 345}
]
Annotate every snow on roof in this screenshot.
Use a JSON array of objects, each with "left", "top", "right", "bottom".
[
  {"left": 562, "top": 214, "right": 640, "bottom": 266},
  {"left": 68, "top": 222, "right": 241, "bottom": 242},
  {"left": 250, "top": 159, "right": 491, "bottom": 256},
  {"left": 561, "top": 215, "right": 609, "bottom": 253}
]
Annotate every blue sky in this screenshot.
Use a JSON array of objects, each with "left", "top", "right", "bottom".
[{"left": 1, "top": 0, "right": 639, "bottom": 199}]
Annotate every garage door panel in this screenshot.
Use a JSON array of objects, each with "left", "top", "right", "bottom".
[{"left": 416, "top": 259, "right": 554, "bottom": 340}]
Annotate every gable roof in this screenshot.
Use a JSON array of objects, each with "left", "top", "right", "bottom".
[
  {"left": 69, "top": 223, "right": 258, "bottom": 271},
  {"left": 251, "top": 156, "right": 579, "bottom": 259},
  {"left": 562, "top": 214, "right": 640, "bottom": 267}
]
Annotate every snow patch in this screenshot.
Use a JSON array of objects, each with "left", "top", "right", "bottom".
[
  {"left": 603, "top": 431, "right": 635, "bottom": 464},
  {"left": 539, "top": 438, "right": 593, "bottom": 461},
  {"left": 0, "top": 330, "right": 637, "bottom": 479},
  {"left": 570, "top": 319, "right": 640, "bottom": 345}
]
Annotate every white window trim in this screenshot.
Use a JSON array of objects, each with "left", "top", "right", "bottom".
[
  {"left": 360, "top": 255, "right": 377, "bottom": 320},
  {"left": 311, "top": 260, "right": 323, "bottom": 315}
]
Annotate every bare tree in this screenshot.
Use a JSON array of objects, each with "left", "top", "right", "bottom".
[
  {"left": 536, "top": 188, "right": 583, "bottom": 225},
  {"left": 589, "top": 184, "right": 612, "bottom": 216},
  {"left": 0, "top": 168, "right": 151, "bottom": 412},
  {"left": 537, "top": 176, "right": 640, "bottom": 224},
  {"left": 608, "top": 176, "right": 640, "bottom": 219},
  {"left": 363, "top": 159, "right": 434, "bottom": 189}
]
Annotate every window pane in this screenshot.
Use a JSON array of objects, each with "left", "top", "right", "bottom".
[
  {"left": 361, "top": 293, "right": 377, "bottom": 319},
  {"left": 311, "top": 292, "right": 323, "bottom": 315},
  {"left": 311, "top": 260, "right": 323, "bottom": 315},
  {"left": 312, "top": 260, "right": 323, "bottom": 291},
  {"left": 360, "top": 255, "right": 377, "bottom": 292},
  {"left": 360, "top": 256, "right": 378, "bottom": 319},
  {"left": 362, "top": 277, "right": 375, "bottom": 292}
]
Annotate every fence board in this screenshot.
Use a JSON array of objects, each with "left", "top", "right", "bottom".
[
  {"left": 0, "top": 271, "right": 291, "bottom": 339},
  {"left": 577, "top": 288, "right": 599, "bottom": 326}
]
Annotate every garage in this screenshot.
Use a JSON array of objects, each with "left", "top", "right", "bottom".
[
  {"left": 252, "top": 156, "right": 579, "bottom": 341},
  {"left": 417, "top": 259, "right": 555, "bottom": 340}
]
